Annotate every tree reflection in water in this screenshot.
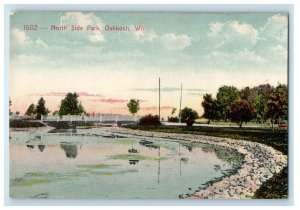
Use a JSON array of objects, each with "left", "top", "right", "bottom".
[
  {"left": 139, "top": 140, "right": 159, "bottom": 150},
  {"left": 129, "top": 159, "right": 139, "bottom": 165},
  {"left": 128, "top": 139, "right": 138, "bottom": 153},
  {"left": 38, "top": 145, "right": 45, "bottom": 152},
  {"left": 213, "top": 147, "right": 244, "bottom": 165},
  {"left": 26, "top": 144, "right": 34, "bottom": 150},
  {"left": 181, "top": 143, "right": 194, "bottom": 152},
  {"left": 60, "top": 143, "right": 78, "bottom": 158},
  {"left": 201, "top": 144, "right": 243, "bottom": 165},
  {"left": 26, "top": 144, "right": 46, "bottom": 152}
]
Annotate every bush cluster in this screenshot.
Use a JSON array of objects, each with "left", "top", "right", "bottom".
[
  {"left": 167, "top": 116, "right": 179, "bottom": 122},
  {"left": 138, "top": 114, "right": 161, "bottom": 126}
]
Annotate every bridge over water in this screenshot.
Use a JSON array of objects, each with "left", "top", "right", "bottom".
[{"left": 41, "top": 115, "right": 139, "bottom": 128}]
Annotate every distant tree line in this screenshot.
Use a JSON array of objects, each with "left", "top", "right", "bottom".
[
  {"left": 19, "top": 83, "right": 287, "bottom": 128},
  {"left": 201, "top": 83, "right": 288, "bottom": 128},
  {"left": 24, "top": 93, "right": 85, "bottom": 119}
]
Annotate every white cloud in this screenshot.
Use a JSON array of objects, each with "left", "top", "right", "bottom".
[
  {"left": 208, "top": 20, "right": 259, "bottom": 50},
  {"left": 259, "top": 14, "right": 288, "bottom": 43},
  {"left": 35, "top": 38, "right": 48, "bottom": 49},
  {"left": 270, "top": 44, "right": 287, "bottom": 59},
  {"left": 134, "top": 29, "right": 157, "bottom": 42},
  {"left": 205, "top": 48, "right": 267, "bottom": 69},
  {"left": 89, "top": 33, "right": 104, "bottom": 43},
  {"left": 226, "top": 21, "right": 258, "bottom": 46},
  {"left": 11, "top": 28, "right": 30, "bottom": 45},
  {"left": 160, "top": 33, "right": 192, "bottom": 51},
  {"left": 133, "top": 29, "right": 191, "bottom": 51},
  {"left": 60, "top": 12, "right": 104, "bottom": 43},
  {"left": 235, "top": 49, "right": 267, "bottom": 64},
  {"left": 11, "top": 28, "right": 49, "bottom": 50},
  {"left": 60, "top": 12, "right": 101, "bottom": 27},
  {"left": 208, "top": 22, "right": 224, "bottom": 36}
]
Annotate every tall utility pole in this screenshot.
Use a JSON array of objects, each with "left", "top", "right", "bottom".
[
  {"left": 159, "top": 77, "right": 161, "bottom": 121},
  {"left": 179, "top": 83, "right": 182, "bottom": 123}
]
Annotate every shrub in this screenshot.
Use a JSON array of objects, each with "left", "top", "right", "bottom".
[
  {"left": 180, "top": 107, "right": 199, "bottom": 126},
  {"left": 138, "top": 114, "right": 161, "bottom": 126},
  {"left": 168, "top": 116, "right": 179, "bottom": 122}
]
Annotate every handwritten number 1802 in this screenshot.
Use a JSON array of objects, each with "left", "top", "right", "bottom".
[{"left": 23, "top": 25, "right": 37, "bottom": 31}]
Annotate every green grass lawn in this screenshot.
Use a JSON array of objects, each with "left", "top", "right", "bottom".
[
  {"left": 195, "top": 118, "right": 272, "bottom": 127},
  {"left": 10, "top": 120, "right": 45, "bottom": 128}
]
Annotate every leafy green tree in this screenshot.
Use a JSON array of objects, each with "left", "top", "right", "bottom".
[
  {"left": 25, "top": 103, "right": 36, "bottom": 116},
  {"left": 59, "top": 92, "right": 85, "bottom": 116},
  {"left": 127, "top": 99, "right": 140, "bottom": 116},
  {"left": 241, "top": 87, "right": 251, "bottom": 100},
  {"left": 228, "top": 99, "right": 256, "bottom": 127},
  {"left": 179, "top": 107, "right": 199, "bottom": 126},
  {"left": 216, "top": 86, "right": 240, "bottom": 121},
  {"left": 242, "top": 84, "right": 274, "bottom": 123},
  {"left": 36, "top": 97, "right": 50, "bottom": 119},
  {"left": 266, "top": 84, "right": 288, "bottom": 129},
  {"left": 201, "top": 94, "right": 219, "bottom": 124}
]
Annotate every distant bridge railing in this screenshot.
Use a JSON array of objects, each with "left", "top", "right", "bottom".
[{"left": 41, "top": 115, "right": 139, "bottom": 123}]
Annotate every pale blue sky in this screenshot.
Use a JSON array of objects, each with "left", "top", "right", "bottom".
[{"left": 10, "top": 12, "right": 288, "bottom": 117}]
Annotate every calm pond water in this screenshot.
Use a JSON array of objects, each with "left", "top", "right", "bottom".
[{"left": 9, "top": 128, "right": 243, "bottom": 199}]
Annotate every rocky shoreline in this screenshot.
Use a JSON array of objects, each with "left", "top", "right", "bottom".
[{"left": 108, "top": 127, "right": 288, "bottom": 199}]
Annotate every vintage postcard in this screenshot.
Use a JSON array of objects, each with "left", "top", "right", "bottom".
[{"left": 9, "top": 11, "right": 288, "bottom": 199}]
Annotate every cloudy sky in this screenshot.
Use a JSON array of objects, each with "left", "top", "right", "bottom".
[{"left": 9, "top": 12, "right": 288, "bottom": 117}]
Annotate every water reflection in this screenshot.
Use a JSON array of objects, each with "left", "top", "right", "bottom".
[
  {"left": 139, "top": 139, "right": 152, "bottom": 146},
  {"left": 158, "top": 146, "right": 161, "bottom": 183},
  {"left": 26, "top": 145, "right": 34, "bottom": 150},
  {"left": 213, "top": 147, "right": 243, "bottom": 165},
  {"left": 201, "top": 144, "right": 215, "bottom": 153},
  {"left": 10, "top": 131, "right": 244, "bottom": 199},
  {"left": 139, "top": 140, "right": 159, "bottom": 150},
  {"left": 38, "top": 145, "right": 45, "bottom": 152},
  {"left": 60, "top": 143, "right": 78, "bottom": 158},
  {"left": 201, "top": 144, "right": 243, "bottom": 165},
  {"left": 179, "top": 143, "right": 182, "bottom": 176},
  {"left": 26, "top": 144, "right": 46, "bottom": 152},
  {"left": 180, "top": 157, "right": 189, "bottom": 163},
  {"left": 214, "top": 164, "right": 221, "bottom": 172},
  {"left": 128, "top": 139, "right": 138, "bottom": 153},
  {"left": 129, "top": 160, "right": 139, "bottom": 165},
  {"left": 182, "top": 143, "right": 194, "bottom": 152},
  {"left": 30, "top": 134, "right": 42, "bottom": 141},
  {"left": 137, "top": 139, "right": 161, "bottom": 183}
]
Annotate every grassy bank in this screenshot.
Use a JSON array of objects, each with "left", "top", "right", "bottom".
[
  {"left": 253, "top": 166, "right": 288, "bottom": 199},
  {"left": 10, "top": 120, "right": 45, "bottom": 128},
  {"left": 124, "top": 125, "right": 288, "bottom": 199}
]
